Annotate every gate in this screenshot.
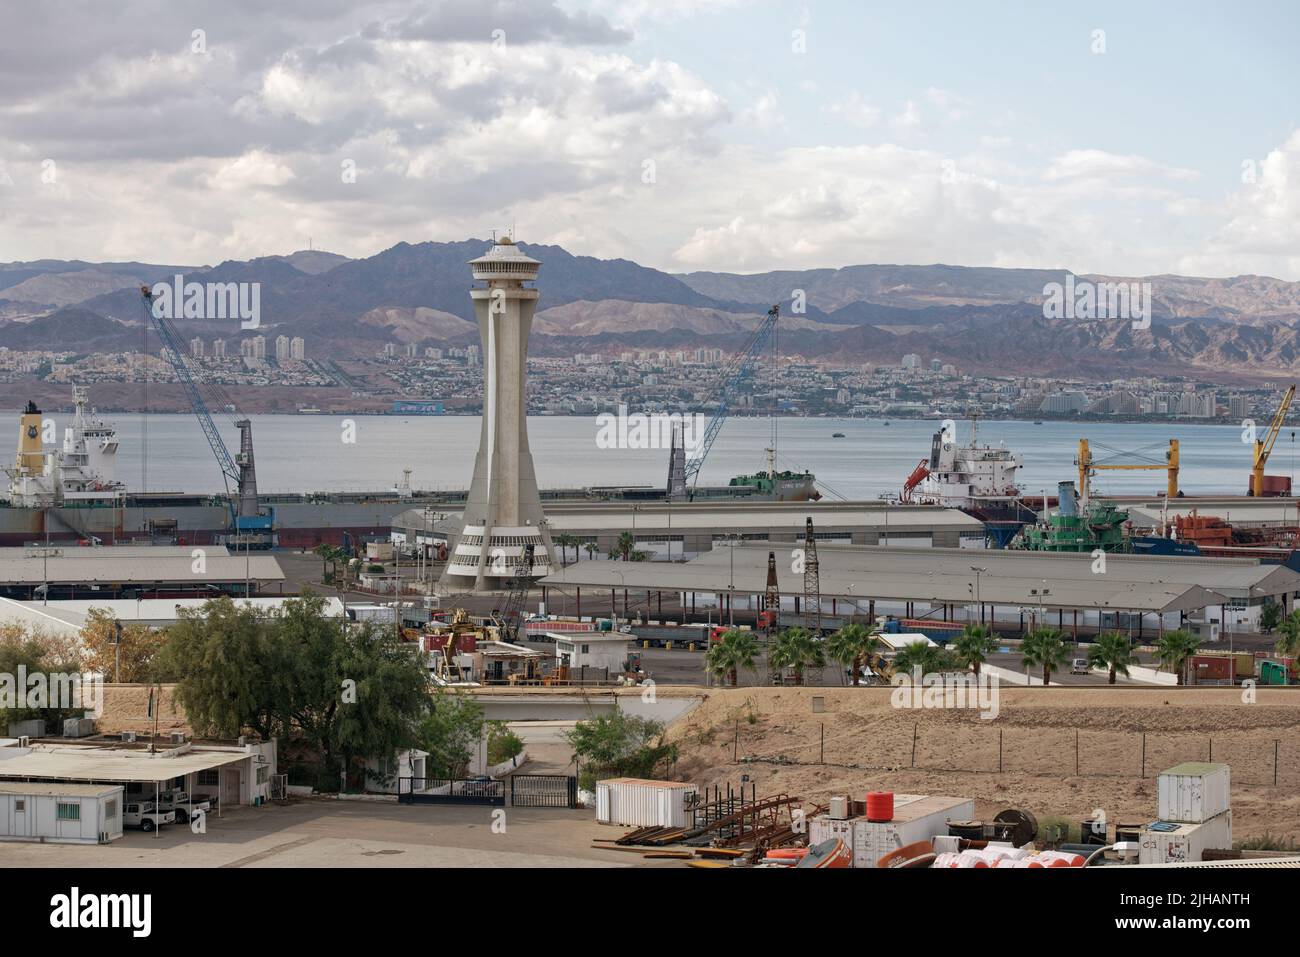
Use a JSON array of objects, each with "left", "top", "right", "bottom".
[
  {"left": 509, "top": 774, "right": 578, "bottom": 808},
  {"left": 397, "top": 776, "right": 505, "bottom": 806}
]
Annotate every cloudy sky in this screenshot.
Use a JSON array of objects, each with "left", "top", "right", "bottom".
[{"left": 1, "top": 0, "right": 1298, "bottom": 278}]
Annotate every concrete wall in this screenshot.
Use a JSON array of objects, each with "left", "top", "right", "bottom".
[{"left": 97, "top": 684, "right": 188, "bottom": 736}]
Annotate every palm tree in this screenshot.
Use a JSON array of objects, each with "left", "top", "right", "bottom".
[
  {"left": 1156, "top": 628, "right": 1201, "bottom": 685},
  {"left": 891, "top": 640, "right": 946, "bottom": 678},
  {"left": 1088, "top": 631, "right": 1136, "bottom": 684},
  {"left": 583, "top": 541, "right": 598, "bottom": 562},
  {"left": 1020, "top": 627, "right": 1069, "bottom": 685},
  {"left": 1273, "top": 609, "right": 1300, "bottom": 659},
  {"left": 611, "top": 531, "right": 635, "bottom": 561},
  {"left": 553, "top": 534, "right": 577, "bottom": 566},
  {"left": 827, "top": 622, "right": 881, "bottom": 686},
  {"left": 314, "top": 543, "right": 340, "bottom": 582},
  {"left": 768, "top": 627, "right": 825, "bottom": 686},
  {"left": 704, "top": 629, "right": 759, "bottom": 687},
  {"left": 951, "top": 623, "right": 998, "bottom": 676}
]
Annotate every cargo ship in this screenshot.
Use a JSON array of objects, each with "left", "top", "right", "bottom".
[
  {"left": 900, "top": 418, "right": 1037, "bottom": 546},
  {"left": 2, "top": 391, "right": 815, "bottom": 547}
]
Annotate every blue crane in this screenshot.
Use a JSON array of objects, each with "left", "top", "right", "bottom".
[
  {"left": 682, "top": 304, "right": 781, "bottom": 493},
  {"left": 138, "top": 286, "right": 275, "bottom": 547}
]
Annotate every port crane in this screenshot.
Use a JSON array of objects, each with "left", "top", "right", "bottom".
[
  {"left": 1249, "top": 384, "right": 1296, "bottom": 497},
  {"left": 137, "top": 287, "right": 276, "bottom": 548},
  {"left": 1076, "top": 437, "right": 1179, "bottom": 503},
  {"left": 674, "top": 304, "right": 781, "bottom": 498}
]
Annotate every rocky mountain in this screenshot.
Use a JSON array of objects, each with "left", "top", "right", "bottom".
[{"left": 4, "top": 242, "right": 1300, "bottom": 377}]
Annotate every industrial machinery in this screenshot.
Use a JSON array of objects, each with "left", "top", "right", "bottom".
[
  {"left": 802, "top": 517, "right": 820, "bottom": 634},
  {"left": 498, "top": 543, "right": 535, "bottom": 643},
  {"left": 671, "top": 305, "right": 781, "bottom": 499},
  {"left": 762, "top": 550, "right": 780, "bottom": 634},
  {"left": 1249, "top": 384, "right": 1296, "bottom": 496},
  {"left": 138, "top": 287, "right": 276, "bottom": 548},
  {"left": 1077, "top": 437, "right": 1179, "bottom": 503}
]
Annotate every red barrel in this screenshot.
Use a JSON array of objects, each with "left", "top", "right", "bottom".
[{"left": 866, "top": 791, "right": 894, "bottom": 822}]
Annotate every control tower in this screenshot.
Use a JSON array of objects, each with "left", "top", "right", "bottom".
[{"left": 442, "top": 236, "right": 553, "bottom": 591}]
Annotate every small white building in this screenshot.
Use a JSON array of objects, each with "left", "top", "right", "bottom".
[
  {"left": 552, "top": 632, "right": 630, "bottom": 675},
  {"left": 0, "top": 781, "right": 124, "bottom": 844}
]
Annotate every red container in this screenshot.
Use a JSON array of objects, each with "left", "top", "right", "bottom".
[
  {"left": 865, "top": 791, "right": 894, "bottom": 822},
  {"left": 1189, "top": 655, "right": 1233, "bottom": 684}
]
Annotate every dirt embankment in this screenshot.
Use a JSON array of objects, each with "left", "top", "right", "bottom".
[{"left": 664, "top": 687, "right": 1300, "bottom": 843}]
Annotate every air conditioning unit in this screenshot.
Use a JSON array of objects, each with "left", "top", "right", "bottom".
[
  {"left": 237, "top": 735, "right": 247, "bottom": 747},
  {"left": 17, "top": 736, "right": 30, "bottom": 748},
  {"left": 121, "top": 731, "right": 137, "bottom": 743},
  {"left": 170, "top": 732, "right": 185, "bottom": 745}
]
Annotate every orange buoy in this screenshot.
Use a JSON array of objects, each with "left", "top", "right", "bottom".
[
  {"left": 797, "top": 838, "right": 852, "bottom": 868},
  {"left": 865, "top": 791, "right": 894, "bottom": 822},
  {"left": 767, "top": 847, "right": 809, "bottom": 860}
]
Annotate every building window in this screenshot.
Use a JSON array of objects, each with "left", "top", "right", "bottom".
[
  {"left": 14, "top": 799, "right": 24, "bottom": 812},
  {"left": 57, "top": 802, "right": 80, "bottom": 821},
  {"left": 198, "top": 770, "right": 220, "bottom": 787},
  {"left": 256, "top": 766, "right": 269, "bottom": 785},
  {"left": 106, "top": 800, "right": 118, "bottom": 820}
]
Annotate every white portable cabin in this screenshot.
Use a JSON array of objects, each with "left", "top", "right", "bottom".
[{"left": 0, "top": 781, "right": 124, "bottom": 844}]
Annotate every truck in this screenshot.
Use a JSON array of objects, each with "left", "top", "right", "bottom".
[
  {"left": 126, "top": 786, "right": 213, "bottom": 824},
  {"left": 123, "top": 801, "right": 176, "bottom": 832}
]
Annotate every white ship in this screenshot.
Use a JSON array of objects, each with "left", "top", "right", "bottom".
[
  {"left": 904, "top": 417, "right": 1023, "bottom": 508},
  {"left": 6, "top": 386, "right": 124, "bottom": 507}
]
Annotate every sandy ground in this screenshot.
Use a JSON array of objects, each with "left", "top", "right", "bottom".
[{"left": 665, "top": 686, "right": 1300, "bottom": 843}]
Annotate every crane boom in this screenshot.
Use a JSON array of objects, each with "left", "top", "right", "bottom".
[
  {"left": 1251, "top": 384, "right": 1296, "bottom": 496},
  {"left": 139, "top": 286, "right": 239, "bottom": 491},
  {"left": 684, "top": 304, "right": 780, "bottom": 489}
]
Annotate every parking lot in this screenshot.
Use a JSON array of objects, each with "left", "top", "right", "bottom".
[{"left": 0, "top": 797, "right": 669, "bottom": 868}]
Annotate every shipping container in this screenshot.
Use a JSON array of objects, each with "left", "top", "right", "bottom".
[
  {"left": 1138, "top": 812, "right": 1232, "bottom": 866},
  {"left": 595, "top": 778, "right": 697, "bottom": 828},
  {"left": 849, "top": 794, "right": 975, "bottom": 868},
  {"left": 1157, "top": 762, "right": 1230, "bottom": 823},
  {"left": 809, "top": 814, "right": 856, "bottom": 848},
  {"left": 1188, "top": 655, "right": 1233, "bottom": 685}
]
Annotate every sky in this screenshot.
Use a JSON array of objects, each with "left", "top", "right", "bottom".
[{"left": 1, "top": 0, "right": 1298, "bottom": 278}]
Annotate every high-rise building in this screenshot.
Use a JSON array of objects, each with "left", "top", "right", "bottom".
[
  {"left": 275, "top": 335, "right": 290, "bottom": 361},
  {"left": 290, "top": 336, "right": 305, "bottom": 360},
  {"left": 190, "top": 337, "right": 204, "bottom": 358},
  {"left": 212, "top": 339, "right": 226, "bottom": 358},
  {"left": 442, "top": 237, "right": 552, "bottom": 590},
  {"left": 901, "top": 354, "right": 920, "bottom": 370}
]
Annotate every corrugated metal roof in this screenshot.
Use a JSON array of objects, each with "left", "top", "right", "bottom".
[
  {"left": 0, "top": 780, "right": 122, "bottom": 797},
  {"left": 0, "top": 553, "right": 284, "bottom": 584},
  {"left": 540, "top": 542, "right": 1256, "bottom": 613},
  {"left": 0, "top": 746, "right": 252, "bottom": 783}
]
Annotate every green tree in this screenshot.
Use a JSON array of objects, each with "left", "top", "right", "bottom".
[
  {"left": 892, "top": 640, "right": 951, "bottom": 678},
  {"left": 768, "top": 626, "right": 825, "bottom": 686},
  {"left": 1273, "top": 610, "right": 1300, "bottom": 659},
  {"left": 826, "top": 622, "right": 881, "bottom": 686},
  {"left": 704, "top": 629, "right": 758, "bottom": 687},
  {"left": 583, "top": 541, "right": 598, "bottom": 561},
  {"left": 1260, "top": 602, "right": 1283, "bottom": 635},
  {"left": 610, "top": 531, "right": 636, "bottom": 561},
  {"left": 553, "top": 534, "right": 578, "bottom": 566},
  {"left": 0, "top": 629, "right": 82, "bottom": 728},
  {"left": 1020, "top": 627, "right": 1069, "bottom": 685},
  {"left": 314, "top": 544, "right": 342, "bottom": 582},
  {"left": 418, "top": 691, "right": 485, "bottom": 779},
  {"left": 564, "top": 711, "right": 677, "bottom": 791},
  {"left": 486, "top": 720, "right": 525, "bottom": 766},
  {"left": 951, "top": 623, "right": 998, "bottom": 676},
  {"left": 1156, "top": 628, "right": 1201, "bottom": 685},
  {"left": 1088, "top": 631, "right": 1136, "bottom": 684}
]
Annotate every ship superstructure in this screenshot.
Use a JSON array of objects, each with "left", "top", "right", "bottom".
[{"left": 5, "top": 387, "right": 125, "bottom": 507}]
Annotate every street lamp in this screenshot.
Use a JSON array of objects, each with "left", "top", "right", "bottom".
[{"left": 970, "top": 565, "right": 986, "bottom": 625}]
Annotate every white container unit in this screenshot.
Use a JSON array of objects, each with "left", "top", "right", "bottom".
[
  {"left": 808, "top": 814, "right": 856, "bottom": 848},
  {"left": 0, "top": 781, "right": 124, "bottom": 845},
  {"left": 850, "top": 794, "right": 975, "bottom": 868},
  {"left": 1157, "top": 762, "right": 1230, "bottom": 824},
  {"left": 1138, "top": 812, "right": 1232, "bottom": 866},
  {"left": 596, "top": 778, "right": 698, "bottom": 828}
]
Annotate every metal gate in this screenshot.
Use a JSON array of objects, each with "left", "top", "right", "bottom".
[
  {"left": 509, "top": 774, "right": 578, "bottom": 808},
  {"left": 397, "top": 776, "right": 505, "bottom": 806}
]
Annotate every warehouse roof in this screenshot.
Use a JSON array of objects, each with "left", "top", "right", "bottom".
[
  {"left": 1118, "top": 498, "right": 1300, "bottom": 527},
  {"left": 0, "top": 745, "right": 253, "bottom": 783},
  {"left": 0, "top": 551, "right": 284, "bottom": 585},
  {"left": 393, "top": 501, "right": 983, "bottom": 534},
  {"left": 0, "top": 596, "right": 344, "bottom": 627},
  {"left": 538, "top": 542, "right": 1283, "bottom": 614}
]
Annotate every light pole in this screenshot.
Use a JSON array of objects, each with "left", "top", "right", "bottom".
[{"left": 970, "top": 565, "right": 986, "bottom": 626}]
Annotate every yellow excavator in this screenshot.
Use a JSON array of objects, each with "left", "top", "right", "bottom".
[{"left": 1249, "top": 385, "right": 1296, "bottom": 497}]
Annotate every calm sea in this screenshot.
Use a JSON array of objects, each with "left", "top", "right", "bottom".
[{"left": 9, "top": 412, "right": 1293, "bottom": 499}]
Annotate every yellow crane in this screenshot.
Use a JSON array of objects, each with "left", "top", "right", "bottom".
[
  {"left": 1250, "top": 384, "right": 1296, "bottom": 496},
  {"left": 1077, "top": 438, "right": 1179, "bottom": 502}
]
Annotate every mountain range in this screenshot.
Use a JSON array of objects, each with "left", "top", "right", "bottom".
[{"left": 4, "top": 242, "right": 1300, "bottom": 380}]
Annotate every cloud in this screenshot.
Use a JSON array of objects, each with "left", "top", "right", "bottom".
[{"left": 1044, "top": 149, "right": 1200, "bottom": 183}]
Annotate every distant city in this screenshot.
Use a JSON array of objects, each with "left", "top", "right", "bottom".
[{"left": 0, "top": 340, "right": 1288, "bottom": 423}]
